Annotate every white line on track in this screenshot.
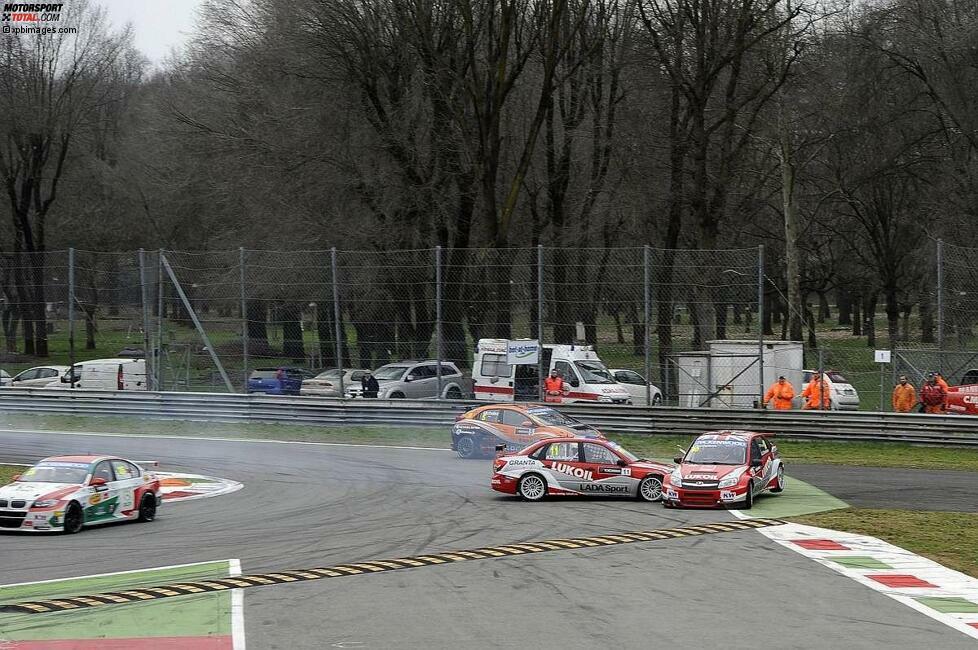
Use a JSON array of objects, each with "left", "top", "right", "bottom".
[
  {"left": 229, "top": 558, "right": 246, "bottom": 650},
  {"left": 0, "top": 559, "right": 231, "bottom": 589},
  {"left": 0, "top": 428, "right": 452, "bottom": 453}
]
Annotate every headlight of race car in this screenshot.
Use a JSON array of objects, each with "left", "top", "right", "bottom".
[
  {"left": 32, "top": 499, "right": 60, "bottom": 508},
  {"left": 669, "top": 468, "right": 683, "bottom": 487},
  {"left": 718, "top": 473, "right": 742, "bottom": 489}
]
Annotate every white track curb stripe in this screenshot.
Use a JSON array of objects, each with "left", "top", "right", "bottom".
[
  {"left": 229, "top": 559, "right": 246, "bottom": 650},
  {"left": 761, "top": 522, "right": 978, "bottom": 641}
]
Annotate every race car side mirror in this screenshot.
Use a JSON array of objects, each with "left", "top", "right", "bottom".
[
  {"left": 751, "top": 459, "right": 763, "bottom": 468},
  {"left": 520, "top": 421, "right": 532, "bottom": 427},
  {"left": 673, "top": 456, "right": 683, "bottom": 464},
  {"left": 11, "top": 474, "right": 20, "bottom": 481},
  {"left": 617, "top": 459, "right": 627, "bottom": 467},
  {"left": 495, "top": 444, "right": 505, "bottom": 452},
  {"left": 90, "top": 477, "right": 108, "bottom": 486}
]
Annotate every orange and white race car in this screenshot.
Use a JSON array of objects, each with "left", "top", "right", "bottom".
[{"left": 451, "top": 403, "right": 604, "bottom": 459}]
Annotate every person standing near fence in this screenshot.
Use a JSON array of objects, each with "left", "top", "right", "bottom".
[
  {"left": 802, "top": 372, "right": 830, "bottom": 410},
  {"left": 544, "top": 369, "right": 568, "bottom": 403},
  {"left": 935, "top": 372, "right": 950, "bottom": 411},
  {"left": 891, "top": 375, "right": 916, "bottom": 413},
  {"left": 763, "top": 375, "right": 795, "bottom": 410},
  {"left": 361, "top": 372, "right": 379, "bottom": 399},
  {"left": 920, "top": 373, "right": 946, "bottom": 414}
]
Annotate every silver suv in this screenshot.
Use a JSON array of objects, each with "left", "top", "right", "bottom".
[{"left": 346, "top": 361, "right": 467, "bottom": 399}]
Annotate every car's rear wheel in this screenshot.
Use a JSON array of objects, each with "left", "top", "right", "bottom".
[
  {"left": 137, "top": 493, "right": 157, "bottom": 522},
  {"left": 63, "top": 501, "right": 84, "bottom": 534},
  {"left": 770, "top": 465, "right": 785, "bottom": 493},
  {"left": 637, "top": 475, "right": 663, "bottom": 502},
  {"left": 738, "top": 482, "right": 754, "bottom": 510},
  {"left": 389, "top": 392, "right": 404, "bottom": 399},
  {"left": 652, "top": 394, "right": 662, "bottom": 406},
  {"left": 517, "top": 474, "right": 547, "bottom": 501},
  {"left": 456, "top": 435, "right": 479, "bottom": 459},
  {"left": 445, "top": 386, "right": 463, "bottom": 400}
]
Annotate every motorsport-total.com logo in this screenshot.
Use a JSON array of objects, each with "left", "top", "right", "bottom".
[{"left": 1, "top": 3, "right": 65, "bottom": 23}]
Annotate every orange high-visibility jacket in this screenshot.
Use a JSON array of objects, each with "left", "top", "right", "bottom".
[
  {"left": 544, "top": 376, "right": 565, "bottom": 393},
  {"left": 891, "top": 384, "right": 916, "bottom": 413},
  {"left": 802, "top": 378, "right": 830, "bottom": 409},
  {"left": 764, "top": 381, "right": 795, "bottom": 410}
]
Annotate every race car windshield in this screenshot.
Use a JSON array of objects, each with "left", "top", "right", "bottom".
[
  {"left": 574, "top": 361, "right": 615, "bottom": 384},
  {"left": 526, "top": 407, "right": 578, "bottom": 426},
  {"left": 373, "top": 366, "right": 409, "bottom": 380},
  {"left": 18, "top": 463, "right": 90, "bottom": 484},
  {"left": 684, "top": 441, "right": 747, "bottom": 465}
]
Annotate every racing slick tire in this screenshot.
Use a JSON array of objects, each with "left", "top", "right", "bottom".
[
  {"left": 738, "top": 482, "right": 754, "bottom": 510},
  {"left": 517, "top": 473, "right": 547, "bottom": 502},
  {"left": 63, "top": 501, "right": 84, "bottom": 534},
  {"left": 637, "top": 475, "right": 664, "bottom": 502},
  {"left": 455, "top": 435, "right": 480, "bottom": 459},
  {"left": 770, "top": 465, "right": 785, "bottom": 493},
  {"left": 137, "top": 493, "right": 158, "bottom": 522}
]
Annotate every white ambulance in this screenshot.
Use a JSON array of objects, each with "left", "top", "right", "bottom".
[{"left": 472, "top": 339, "right": 632, "bottom": 404}]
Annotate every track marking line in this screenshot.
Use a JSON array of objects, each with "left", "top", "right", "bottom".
[{"left": 0, "top": 518, "right": 784, "bottom": 614}]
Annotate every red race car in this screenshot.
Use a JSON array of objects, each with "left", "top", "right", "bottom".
[
  {"left": 946, "top": 370, "right": 978, "bottom": 415},
  {"left": 661, "top": 430, "right": 784, "bottom": 509},
  {"left": 491, "top": 437, "right": 673, "bottom": 502}
]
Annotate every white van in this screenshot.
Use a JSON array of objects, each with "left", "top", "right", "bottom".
[
  {"left": 47, "top": 359, "right": 148, "bottom": 391},
  {"left": 472, "top": 339, "right": 632, "bottom": 404}
]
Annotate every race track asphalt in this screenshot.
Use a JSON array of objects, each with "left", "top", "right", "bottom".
[{"left": 0, "top": 429, "right": 975, "bottom": 648}]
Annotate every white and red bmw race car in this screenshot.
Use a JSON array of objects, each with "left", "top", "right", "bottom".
[
  {"left": 0, "top": 455, "right": 162, "bottom": 533},
  {"left": 661, "top": 430, "right": 784, "bottom": 509},
  {"left": 491, "top": 437, "right": 673, "bottom": 502}
]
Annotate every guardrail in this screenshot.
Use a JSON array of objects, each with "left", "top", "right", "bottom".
[{"left": 1, "top": 388, "right": 977, "bottom": 445}]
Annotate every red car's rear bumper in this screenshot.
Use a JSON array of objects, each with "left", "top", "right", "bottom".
[{"left": 491, "top": 473, "right": 519, "bottom": 495}]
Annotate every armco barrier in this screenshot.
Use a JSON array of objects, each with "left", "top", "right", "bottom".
[{"left": 1, "top": 388, "right": 977, "bottom": 445}]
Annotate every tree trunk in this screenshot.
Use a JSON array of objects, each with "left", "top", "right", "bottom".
[
  {"left": 84, "top": 307, "right": 97, "bottom": 350},
  {"left": 779, "top": 118, "right": 804, "bottom": 342},
  {"left": 818, "top": 293, "right": 831, "bottom": 323},
  {"left": 245, "top": 300, "right": 269, "bottom": 353},
  {"left": 837, "top": 289, "right": 852, "bottom": 325},
  {"left": 920, "top": 295, "right": 934, "bottom": 343},
  {"left": 852, "top": 294, "right": 862, "bottom": 336},
  {"left": 316, "top": 302, "right": 336, "bottom": 368},
  {"left": 716, "top": 303, "right": 728, "bottom": 340},
  {"left": 280, "top": 303, "right": 305, "bottom": 362},
  {"left": 864, "top": 293, "right": 878, "bottom": 347}
]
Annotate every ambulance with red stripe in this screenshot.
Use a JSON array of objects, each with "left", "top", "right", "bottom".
[
  {"left": 473, "top": 339, "right": 632, "bottom": 404},
  {"left": 0, "top": 455, "right": 162, "bottom": 533}
]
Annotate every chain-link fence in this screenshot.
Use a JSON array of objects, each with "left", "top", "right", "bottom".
[{"left": 0, "top": 241, "right": 974, "bottom": 409}]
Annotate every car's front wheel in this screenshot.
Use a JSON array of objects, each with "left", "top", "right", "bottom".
[
  {"left": 445, "top": 386, "right": 463, "bottom": 399},
  {"left": 456, "top": 435, "right": 479, "bottom": 459},
  {"left": 63, "top": 501, "right": 84, "bottom": 534},
  {"left": 517, "top": 473, "right": 547, "bottom": 501},
  {"left": 652, "top": 394, "right": 662, "bottom": 406},
  {"left": 389, "top": 392, "right": 404, "bottom": 399},
  {"left": 770, "top": 465, "right": 785, "bottom": 493},
  {"left": 137, "top": 493, "right": 157, "bottom": 522},
  {"left": 637, "top": 475, "right": 663, "bottom": 502},
  {"left": 738, "top": 482, "right": 754, "bottom": 510}
]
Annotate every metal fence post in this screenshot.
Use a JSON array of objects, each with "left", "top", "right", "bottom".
[
  {"left": 537, "top": 244, "right": 544, "bottom": 401},
  {"left": 435, "top": 246, "right": 443, "bottom": 400},
  {"left": 757, "top": 244, "right": 765, "bottom": 407},
  {"left": 643, "top": 245, "right": 651, "bottom": 406},
  {"left": 67, "top": 248, "right": 75, "bottom": 389},
  {"left": 936, "top": 238, "right": 944, "bottom": 358},
  {"left": 138, "top": 249, "right": 152, "bottom": 390},
  {"left": 331, "top": 248, "right": 344, "bottom": 398},
  {"left": 240, "top": 247, "right": 248, "bottom": 393},
  {"left": 157, "top": 250, "right": 164, "bottom": 390}
]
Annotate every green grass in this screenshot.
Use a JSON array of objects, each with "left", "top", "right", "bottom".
[
  {"left": 6, "top": 413, "right": 978, "bottom": 471},
  {"left": 791, "top": 508, "right": 978, "bottom": 579},
  {"left": 0, "top": 464, "right": 22, "bottom": 484}
]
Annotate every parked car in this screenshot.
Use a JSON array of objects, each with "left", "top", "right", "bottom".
[
  {"left": 301, "top": 368, "right": 371, "bottom": 397},
  {"left": 46, "top": 360, "right": 147, "bottom": 391},
  {"left": 0, "top": 370, "right": 11, "bottom": 387},
  {"left": 247, "top": 367, "right": 315, "bottom": 395},
  {"left": 798, "top": 369, "right": 860, "bottom": 410},
  {"left": 8, "top": 366, "right": 69, "bottom": 388},
  {"left": 346, "top": 361, "right": 468, "bottom": 399},
  {"left": 609, "top": 369, "right": 662, "bottom": 405}
]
